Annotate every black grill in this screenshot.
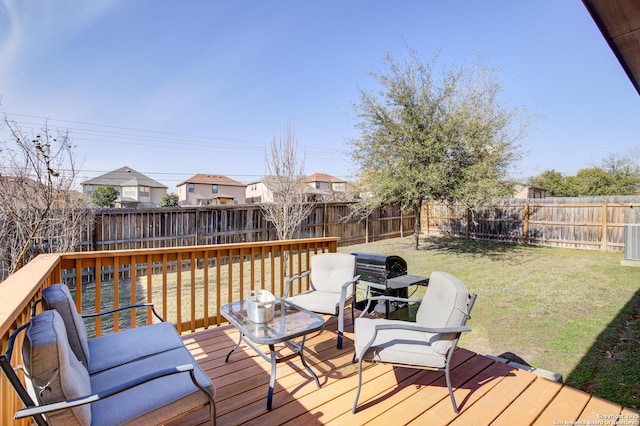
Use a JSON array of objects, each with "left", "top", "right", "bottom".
[
  {"left": 352, "top": 252, "right": 429, "bottom": 317},
  {"left": 351, "top": 252, "right": 407, "bottom": 286}
]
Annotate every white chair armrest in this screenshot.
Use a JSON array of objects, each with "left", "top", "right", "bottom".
[
  {"left": 339, "top": 275, "right": 361, "bottom": 305},
  {"left": 374, "top": 323, "right": 471, "bottom": 334},
  {"left": 283, "top": 270, "right": 311, "bottom": 298}
]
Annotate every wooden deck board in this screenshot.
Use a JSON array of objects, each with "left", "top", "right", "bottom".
[
  {"left": 169, "top": 310, "right": 638, "bottom": 426},
  {"left": 490, "top": 376, "right": 562, "bottom": 425}
]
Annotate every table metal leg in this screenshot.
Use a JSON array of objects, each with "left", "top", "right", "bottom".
[
  {"left": 225, "top": 331, "right": 321, "bottom": 411},
  {"left": 267, "top": 344, "right": 277, "bottom": 410},
  {"left": 225, "top": 332, "right": 243, "bottom": 362},
  {"left": 297, "top": 335, "right": 320, "bottom": 388}
]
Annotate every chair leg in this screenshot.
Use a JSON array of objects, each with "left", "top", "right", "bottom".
[
  {"left": 208, "top": 400, "right": 217, "bottom": 425},
  {"left": 445, "top": 366, "right": 459, "bottom": 414},
  {"left": 352, "top": 357, "right": 364, "bottom": 413},
  {"left": 337, "top": 307, "right": 344, "bottom": 349},
  {"left": 351, "top": 301, "right": 355, "bottom": 325}
]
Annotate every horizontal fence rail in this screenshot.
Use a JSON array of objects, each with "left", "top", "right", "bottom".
[
  {"left": 423, "top": 197, "right": 640, "bottom": 251},
  {"left": 0, "top": 237, "right": 338, "bottom": 425}
]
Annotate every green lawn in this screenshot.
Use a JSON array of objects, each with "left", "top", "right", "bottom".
[{"left": 341, "top": 235, "right": 640, "bottom": 410}]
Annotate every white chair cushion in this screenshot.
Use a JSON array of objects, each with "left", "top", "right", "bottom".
[
  {"left": 416, "top": 271, "right": 470, "bottom": 355},
  {"left": 310, "top": 253, "right": 356, "bottom": 293},
  {"left": 354, "top": 317, "right": 446, "bottom": 368},
  {"left": 287, "top": 291, "right": 343, "bottom": 315}
]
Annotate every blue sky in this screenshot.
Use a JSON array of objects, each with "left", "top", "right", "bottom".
[{"left": 1, "top": 0, "right": 638, "bottom": 190}]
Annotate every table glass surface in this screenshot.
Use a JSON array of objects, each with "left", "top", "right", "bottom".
[{"left": 221, "top": 299, "right": 325, "bottom": 345}]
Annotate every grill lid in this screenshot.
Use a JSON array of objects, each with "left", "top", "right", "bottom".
[{"left": 352, "top": 252, "right": 407, "bottom": 283}]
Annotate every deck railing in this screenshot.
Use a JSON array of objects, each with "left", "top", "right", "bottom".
[{"left": 0, "top": 237, "right": 339, "bottom": 425}]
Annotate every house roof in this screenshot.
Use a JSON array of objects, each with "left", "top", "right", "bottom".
[
  {"left": 583, "top": 0, "right": 640, "bottom": 95},
  {"left": 178, "top": 174, "right": 245, "bottom": 187},
  {"left": 81, "top": 166, "right": 167, "bottom": 188},
  {"left": 303, "top": 173, "right": 346, "bottom": 184}
]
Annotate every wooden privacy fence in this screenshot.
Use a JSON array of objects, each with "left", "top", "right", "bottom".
[
  {"left": 90, "top": 202, "right": 414, "bottom": 251},
  {"left": 423, "top": 197, "right": 640, "bottom": 251}
]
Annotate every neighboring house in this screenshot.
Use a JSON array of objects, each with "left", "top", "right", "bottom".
[
  {"left": 0, "top": 176, "right": 47, "bottom": 209},
  {"left": 246, "top": 173, "right": 351, "bottom": 203},
  {"left": 514, "top": 184, "right": 546, "bottom": 199},
  {"left": 0, "top": 176, "right": 85, "bottom": 209},
  {"left": 177, "top": 174, "right": 246, "bottom": 206},
  {"left": 81, "top": 166, "right": 167, "bottom": 208},
  {"left": 303, "top": 173, "right": 349, "bottom": 201},
  {"left": 246, "top": 176, "right": 278, "bottom": 203}
]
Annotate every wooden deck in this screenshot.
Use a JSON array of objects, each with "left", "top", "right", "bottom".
[{"left": 171, "top": 310, "right": 638, "bottom": 426}]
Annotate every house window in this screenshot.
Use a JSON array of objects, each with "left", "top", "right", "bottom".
[
  {"left": 315, "top": 182, "right": 321, "bottom": 189},
  {"left": 139, "top": 186, "right": 150, "bottom": 197},
  {"left": 333, "top": 182, "right": 345, "bottom": 191},
  {"left": 212, "top": 184, "right": 218, "bottom": 193},
  {"left": 85, "top": 185, "right": 94, "bottom": 195},
  {"left": 122, "top": 186, "right": 137, "bottom": 198},
  {"left": 188, "top": 183, "right": 195, "bottom": 193}
]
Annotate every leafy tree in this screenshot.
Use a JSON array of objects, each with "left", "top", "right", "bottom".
[
  {"left": 0, "top": 117, "right": 93, "bottom": 279},
  {"left": 529, "top": 152, "right": 640, "bottom": 197},
  {"left": 350, "top": 49, "right": 526, "bottom": 249},
  {"left": 528, "top": 169, "right": 571, "bottom": 196},
  {"left": 600, "top": 152, "right": 640, "bottom": 195},
  {"left": 160, "top": 193, "right": 179, "bottom": 207},
  {"left": 91, "top": 186, "right": 118, "bottom": 208},
  {"left": 573, "top": 167, "right": 617, "bottom": 196}
]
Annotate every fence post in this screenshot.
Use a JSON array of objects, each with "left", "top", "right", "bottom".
[
  {"left": 524, "top": 203, "right": 530, "bottom": 245},
  {"left": 602, "top": 203, "right": 608, "bottom": 251},
  {"left": 466, "top": 207, "right": 471, "bottom": 239},
  {"left": 195, "top": 207, "right": 200, "bottom": 246},
  {"left": 365, "top": 215, "right": 369, "bottom": 243},
  {"left": 323, "top": 202, "right": 327, "bottom": 238},
  {"left": 425, "top": 203, "right": 429, "bottom": 235}
]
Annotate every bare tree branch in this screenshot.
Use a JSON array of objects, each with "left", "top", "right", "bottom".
[
  {"left": 259, "top": 123, "right": 315, "bottom": 241},
  {"left": 0, "top": 117, "right": 93, "bottom": 280}
]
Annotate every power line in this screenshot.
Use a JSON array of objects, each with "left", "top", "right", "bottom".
[
  {"left": 0, "top": 111, "right": 344, "bottom": 158},
  {"left": 0, "top": 111, "right": 266, "bottom": 145},
  {"left": 0, "top": 111, "right": 355, "bottom": 182}
]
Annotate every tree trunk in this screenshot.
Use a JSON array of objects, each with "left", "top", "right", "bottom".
[{"left": 411, "top": 199, "right": 422, "bottom": 249}]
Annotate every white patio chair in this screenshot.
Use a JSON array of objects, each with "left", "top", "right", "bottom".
[
  {"left": 352, "top": 271, "right": 477, "bottom": 413},
  {"left": 284, "top": 253, "right": 360, "bottom": 349}
]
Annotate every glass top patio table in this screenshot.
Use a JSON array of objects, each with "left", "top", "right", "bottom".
[
  {"left": 221, "top": 299, "right": 325, "bottom": 344},
  {"left": 221, "top": 298, "right": 325, "bottom": 410}
]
